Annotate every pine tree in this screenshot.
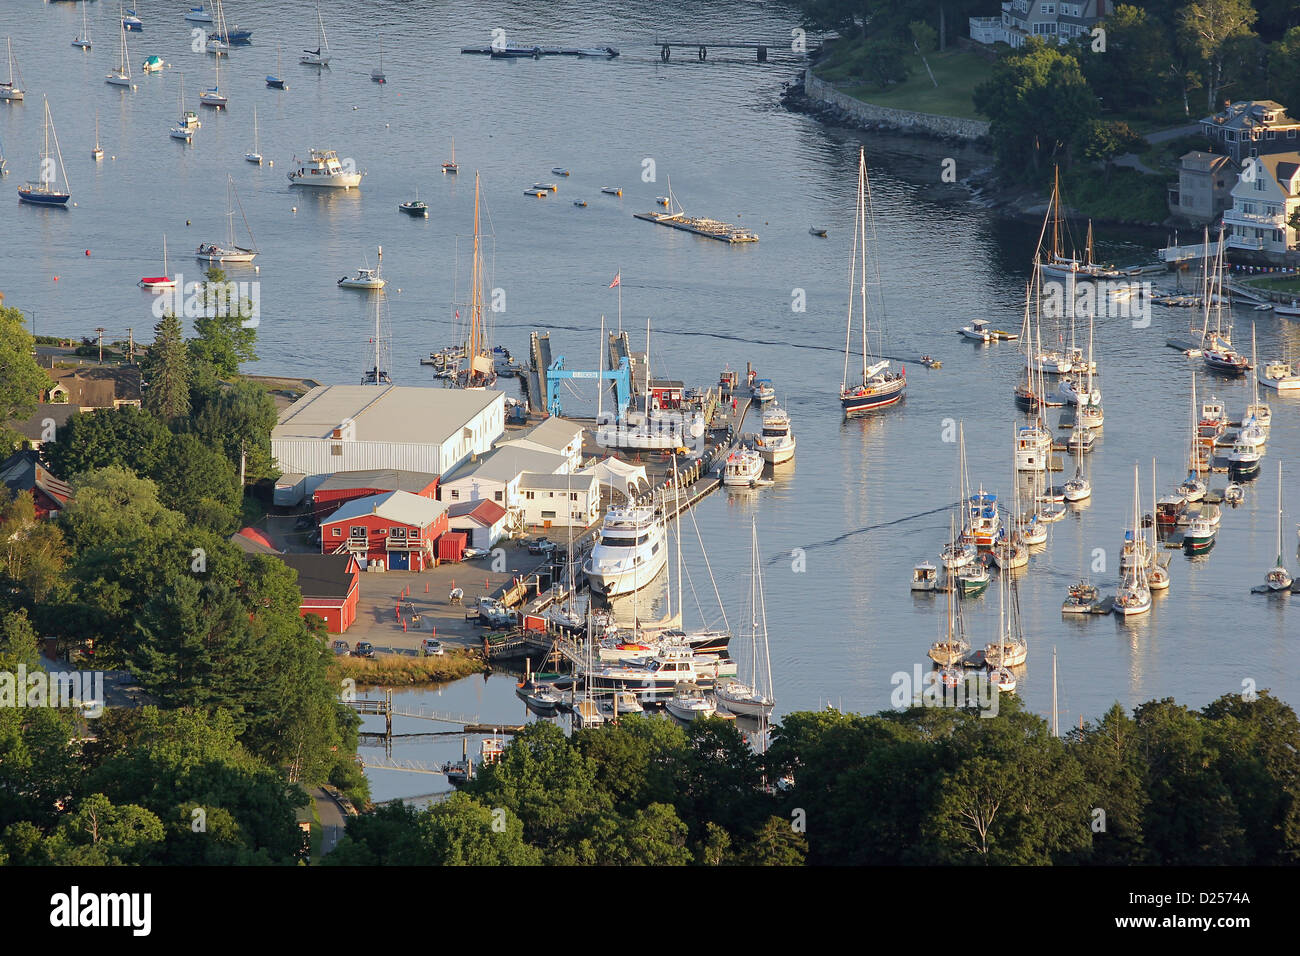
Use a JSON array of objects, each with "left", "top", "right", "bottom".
[{"left": 142, "top": 312, "right": 190, "bottom": 421}]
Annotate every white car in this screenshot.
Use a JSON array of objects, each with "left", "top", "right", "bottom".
[{"left": 420, "top": 638, "right": 445, "bottom": 656}]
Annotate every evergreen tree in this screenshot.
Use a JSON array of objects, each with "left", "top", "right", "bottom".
[{"left": 141, "top": 312, "right": 190, "bottom": 422}]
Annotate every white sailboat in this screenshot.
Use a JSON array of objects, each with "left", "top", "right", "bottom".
[
  {"left": 300, "top": 3, "right": 330, "bottom": 66},
  {"left": 929, "top": 531, "right": 970, "bottom": 667},
  {"left": 195, "top": 175, "right": 258, "bottom": 262},
  {"left": 1241, "top": 324, "right": 1270, "bottom": 437},
  {"left": 714, "top": 518, "right": 775, "bottom": 719},
  {"left": 940, "top": 423, "right": 977, "bottom": 569},
  {"left": 199, "top": 54, "right": 227, "bottom": 107},
  {"left": 984, "top": 563, "right": 1027, "bottom": 669},
  {"left": 169, "top": 76, "right": 194, "bottom": 141},
  {"left": 74, "top": 2, "right": 93, "bottom": 49},
  {"left": 1147, "top": 459, "right": 1170, "bottom": 591},
  {"left": 245, "top": 106, "right": 262, "bottom": 164},
  {"left": 138, "top": 235, "right": 176, "bottom": 290},
  {"left": 205, "top": 0, "right": 230, "bottom": 53},
  {"left": 91, "top": 113, "right": 104, "bottom": 160},
  {"left": 1176, "top": 373, "right": 1207, "bottom": 502},
  {"left": 1, "top": 37, "right": 25, "bottom": 100},
  {"left": 1114, "top": 465, "right": 1152, "bottom": 617},
  {"left": 1266, "top": 461, "right": 1292, "bottom": 592},
  {"left": 106, "top": 13, "right": 135, "bottom": 88},
  {"left": 839, "top": 146, "right": 905, "bottom": 416}
]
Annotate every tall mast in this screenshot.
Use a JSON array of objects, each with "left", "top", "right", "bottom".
[
  {"left": 858, "top": 149, "right": 868, "bottom": 379},
  {"left": 674, "top": 455, "right": 682, "bottom": 626},
  {"left": 1278, "top": 461, "right": 1285, "bottom": 568},
  {"left": 1052, "top": 166, "right": 1061, "bottom": 260},
  {"left": 468, "top": 172, "right": 482, "bottom": 375},
  {"left": 1052, "top": 646, "right": 1059, "bottom": 737},
  {"left": 597, "top": 314, "right": 604, "bottom": 420}
]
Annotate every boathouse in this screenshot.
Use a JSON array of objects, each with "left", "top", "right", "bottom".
[
  {"left": 318, "top": 490, "right": 449, "bottom": 571},
  {"left": 446, "top": 499, "right": 509, "bottom": 549},
  {"left": 277, "top": 553, "right": 361, "bottom": 633}
]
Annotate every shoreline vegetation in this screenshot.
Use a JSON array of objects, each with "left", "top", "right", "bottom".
[{"left": 332, "top": 650, "right": 488, "bottom": 688}]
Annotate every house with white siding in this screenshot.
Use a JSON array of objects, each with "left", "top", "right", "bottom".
[
  {"left": 437, "top": 446, "right": 570, "bottom": 515},
  {"left": 970, "top": 0, "right": 1110, "bottom": 48},
  {"left": 1224, "top": 152, "right": 1300, "bottom": 258},
  {"left": 518, "top": 471, "right": 599, "bottom": 529},
  {"left": 495, "top": 417, "right": 585, "bottom": 470}
]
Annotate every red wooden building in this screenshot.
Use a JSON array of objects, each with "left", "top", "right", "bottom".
[
  {"left": 311, "top": 469, "right": 440, "bottom": 519},
  {"left": 279, "top": 553, "right": 361, "bottom": 633},
  {"left": 0, "top": 450, "right": 74, "bottom": 519},
  {"left": 319, "top": 490, "right": 449, "bottom": 571}
]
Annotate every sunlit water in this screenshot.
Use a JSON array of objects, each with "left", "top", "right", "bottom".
[{"left": 4, "top": 1, "right": 1299, "bottom": 803}]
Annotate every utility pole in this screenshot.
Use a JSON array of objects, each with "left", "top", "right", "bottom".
[
  {"left": 95, "top": 327, "right": 106, "bottom": 364},
  {"left": 127, "top": 328, "right": 134, "bottom": 362}
]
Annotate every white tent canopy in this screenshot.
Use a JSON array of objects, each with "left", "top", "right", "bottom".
[{"left": 580, "top": 456, "right": 649, "bottom": 500}]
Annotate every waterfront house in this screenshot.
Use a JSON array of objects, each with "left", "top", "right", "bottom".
[
  {"left": 1168, "top": 151, "right": 1237, "bottom": 224},
  {"left": 5, "top": 402, "right": 79, "bottom": 450},
  {"left": 1223, "top": 152, "right": 1300, "bottom": 258},
  {"left": 270, "top": 385, "right": 505, "bottom": 505},
  {"left": 518, "top": 471, "right": 600, "bottom": 530},
  {"left": 970, "top": 0, "right": 1111, "bottom": 48},
  {"left": 45, "top": 366, "right": 142, "bottom": 412},
  {"left": 494, "top": 416, "right": 585, "bottom": 470},
  {"left": 1200, "top": 101, "right": 1300, "bottom": 166},
  {"left": 318, "top": 490, "right": 449, "bottom": 571},
  {"left": 277, "top": 553, "right": 361, "bottom": 633},
  {"left": 0, "top": 450, "right": 73, "bottom": 518},
  {"left": 311, "top": 468, "right": 439, "bottom": 519},
  {"left": 446, "top": 498, "right": 509, "bottom": 549}
]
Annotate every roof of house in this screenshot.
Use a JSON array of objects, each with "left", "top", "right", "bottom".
[
  {"left": 0, "top": 450, "right": 74, "bottom": 505},
  {"left": 1203, "top": 101, "right": 1295, "bottom": 130},
  {"left": 441, "top": 446, "right": 568, "bottom": 486},
  {"left": 497, "top": 416, "right": 583, "bottom": 454},
  {"left": 47, "top": 366, "right": 142, "bottom": 406},
  {"left": 314, "top": 468, "right": 440, "bottom": 495},
  {"left": 272, "top": 385, "right": 503, "bottom": 445},
  {"left": 446, "top": 499, "right": 509, "bottom": 526},
  {"left": 323, "top": 489, "right": 448, "bottom": 528},
  {"left": 1243, "top": 152, "right": 1300, "bottom": 195},
  {"left": 518, "top": 471, "right": 597, "bottom": 492},
  {"left": 5, "top": 402, "right": 80, "bottom": 442},
  {"left": 278, "top": 553, "right": 358, "bottom": 599}
]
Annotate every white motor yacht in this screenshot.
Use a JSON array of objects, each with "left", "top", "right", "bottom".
[
  {"left": 582, "top": 504, "right": 668, "bottom": 599},
  {"left": 287, "top": 148, "right": 363, "bottom": 188},
  {"left": 756, "top": 404, "right": 796, "bottom": 464}
]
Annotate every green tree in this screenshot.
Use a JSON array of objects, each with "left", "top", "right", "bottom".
[
  {"left": 188, "top": 380, "right": 280, "bottom": 486},
  {"left": 909, "top": 19, "right": 937, "bottom": 54},
  {"left": 0, "top": 490, "right": 67, "bottom": 603},
  {"left": 1179, "top": 0, "right": 1259, "bottom": 111},
  {"left": 1070, "top": 703, "right": 1149, "bottom": 863},
  {"left": 734, "top": 815, "right": 808, "bottom": 865},
  {"left": 0, "top": 305, "right": 52, "bottom": 445},
  {"left": 44, "top": 793, "right": 165, "bottom": 865},
  {"left": 0, "top": 609, "right": 41, "bottom": 671},
  {"left": 417, "top": 793, "right": 541, "bottom": 865},
  {"left": 1082, "top": 119, "right": 1144, "bottom": 181},
  {"left": 141, "top": 312, "right": 190, "bottom": 422},
  {"left": 42, "top": 405, "right": 171, "bottom": 480},
  {"left": 1078, "top": 5, "right": 1174, "bottom": 113},
  {"left": 153, "top": 432, "right": 241, "bottom": 532},
  {"left": 576, "top": 802, "right": 691, "bottom": 866},
  {"left": 859, "top": 35, "right": 911, "bottom": 87},
  {"left": 188, "top": 268, "right": 258, "bottom": 381},
  {"left": 1267, "top": 27, "right": 1300, "bottom": 116},
  {"left": 59, "top": 466, "right": 184, "bottom": 555}
]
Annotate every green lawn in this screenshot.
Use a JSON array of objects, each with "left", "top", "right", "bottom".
[
  {"left": 818, "top": 49, "right": 993, "bottom": 120},
  {"left": 1242, "top": 275, "right": 1300, "bottom": 294}
]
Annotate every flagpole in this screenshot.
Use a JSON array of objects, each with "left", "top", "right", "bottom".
[
  {"left": 598, "top": 314, "right": 605, "bottom": 421},
  {"left": 617, "top": 265, "right": 622, "bottom": 334}
]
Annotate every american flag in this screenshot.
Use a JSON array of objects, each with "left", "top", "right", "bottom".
[{"left": 608, "top": 273, "right": 620, "bottom": 289}]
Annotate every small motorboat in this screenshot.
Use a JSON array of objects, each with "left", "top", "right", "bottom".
[
  {"left": 939, "top": 667, "right": 963, "bottom": 689},
  {"left": 809, "top": 226, "right": 828, "bottom": 237},
  {"left": 655, "top": 196, "right": 670, "bottom": 206},
  {"left": 989, "top": 666, "right": 1017, "bottom": 692},
  {"left": 1224, "top": 482, "right": 1245, "bottom": 505},
  {"left": 141, "top": 55, "right": 163, "bottom": 73},
  {"left": 532, "top": 182, "right": 558, "bottom": 192},
  {"left": 1061, "top": 580, "right": 1099, "bottom": 614},
  {"left": 524, "top": 187, "right": 549, "bottom": 197},
  {"left": 955, "top": 561, "right": 990, "bottom": 597},
  {"left": 185, "top": 5, "right": 214, "bottom": 22},
  {"left": 573, "top": 199, "right": 587, "bottom": 207},
  {"left": 551, "top": 167, "right": 570, "bottom": 176},
  {"left": 751, "top": 378, "right": 775, "bottom": 402},
  {"left": 337, "top": 267, "right": 385, "bottom": 290},
  {"left": 919, "top": 354, "right": 941, "bottom": 368},
  {"left": 722, "top": 448, "right": 764, "bottom": 487},
  {"left": 960, "top": 318, "right": 993, "bottom": 343},
  {"left": 601, "top": 186, "right": 622, "bottom": 196},
  {"left": 516, "top": 679, "right": 561, "bottom": 714},
  {"left": 399, "top": 198, "right": 429, "bottom": 218},
  {"left": 911, "top": 561, "right": 939, "bottom": 592},
  {"left": 665, "top": 684, "right": 715, "bottom": 721}
]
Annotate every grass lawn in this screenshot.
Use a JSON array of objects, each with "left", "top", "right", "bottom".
[
  {"left": 1137, "top": 134, "right": 1206, "bottom": 177},
  {"left": 1242, "top": 274, "right": 1300, "bottom": 294},
  {"left": 818, "top": 48, "right": 993, "bottom": 120}
]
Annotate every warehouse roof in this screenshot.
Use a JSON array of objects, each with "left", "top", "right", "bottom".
[
  {"left": 323, "top": 490, "right": 448, "bottom": 528},
  {"left": 497, "top": 417, "right": 583, "bottom": 454},
  {"left": 278, "top": 553, "right": 358, "bottom": 599},
  {"left": 272, "top": 385, "right": 503, "bottom": 445},
  {"left": 442, "top": 447, "right": 568, "bottom": 485},
  {"left": 315, "top": 469, "right": 440, "bottom": 494}
]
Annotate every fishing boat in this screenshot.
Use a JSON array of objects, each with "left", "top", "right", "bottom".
[
  {"left": 583, "top": 503, "right": 668, "bottom": 600},
  {"left": 0, "top": 38, "right": 23, "bottom": 101},
  {"left": 714, "top": 519, "right": 775, "bottom": 720},
  {"left": 955, "top": 559, "right": 991, "bottom": 597},
  {"left": 1266, "top": 462, "right": 1292, "bottom": 592},
  {"left": 722, "top": 448, "right": 764, "bottom": 486},
  {"left": 244, "top": 106, "right": 262, "bottom": 164},
  {"left": 106, "top": 11, "right": 135, "bottom": 88},
  {"left": 199, "top": 53, "right": 226, "bottom": 107},
  {"left": 442, "top": 137, "right": 458, "bottom": 173},
  {"left": 399, "top": 193, "right": 429, "bottom": 218},
  {"left": 1183, "top": 510, "right": 1217, "bottom": 554},
  {"left": 961, "top": 318, "right": 993, "bottom": 342},
  {"left": 755, "top": 403, "right": 795, "bottom": 464},
  {"left": 1258, "top": 357, "right": 1300, "bottom": 391},
  {"left": 195, "top": 175, "right": 258, "bottom": 262},
  {"left": 1062, "top": 580, "right": 1099, "bottom": 614},
  {"left": 287, "top": 148, "right": 361, "bottom": 188},
  {"left": 1114, "top": 466, "right": 1153, "bottom": 616},
  {"left": 665, "top": 684, "right": 716, "bottom": 721},
  {"left": 839, "top": 147, "right": 906, "bottom": 416},
  {"left": 74, "top": 1, "right": 93, "bottom": 49},
  {"left": 371, "top": 36, "right": 386, "bottom": 83},
  {"left": 91, "top": 114, "right": 104, "bottom": 160},
  {"left": 138, "top": 236, "right": 176, "bottom": 290},
  {"left": 300, "top": 3, "right": 331, "bottom": 65},
  {"left": 17, "top": 99, "right": 71, "bottom": 207},
  {"left": 911, "top": 561, "right": 939, "bottom": 592},
  {"left": 1224, "top": 482, "right": 1244, "bottom": 505},
  {"left": 266, "top": 41, "right": 288, "bottom": 88},
  {"left": 184, "top": 4, "right": 214, "bottom": 22},
  {"left": 1227, "top": 441, "right": 1261, "bottom": 480},
  {"left": 337, "top": 247, "right": 386, "bottom": 290}
]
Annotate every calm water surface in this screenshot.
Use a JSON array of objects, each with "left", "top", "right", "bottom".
[{"left": 4, "top": 1, "right": 1299, "bottom": 803}]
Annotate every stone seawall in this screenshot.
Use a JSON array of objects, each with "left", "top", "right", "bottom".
[{"left": 802, "top": 68, "right": 990, "bottom": 142}]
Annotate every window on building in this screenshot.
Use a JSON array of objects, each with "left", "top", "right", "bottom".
[
  {"left": 349, "top": 526, "right": 367, "bottom": 539},
  {"left": 1289, "top": 129, "right": 1297, "bottom": 139},
  {"left": 1251, "top": 147, "right": 1259, "bottom": 157},
  {"left": 1041, "top": 3, "right": 1055, "bottom": 13},
  {"left": 525, "top": 491, "right": 535, "bottom": 500},
  {"left": 1267, "top": 130, "right": 1276, "bottom": 140},
  {"left": 570, "top": 492, "right": 578, "bottom": 501},
  {"left": 331, "top": 445, "right": 342, "bottom": 456},
  {"left": 450, "top": 489, "right": 459, "bottom": 500},
  {"left": 572, "top": 510, "right": 582, "bottom": 520},
  {"left": 390, "top": 527, "right": 407, "bottom": 540},
  {"left": 541, "top": 510, "right": 556, "bottom": 519},
  {"left": 494, "top": 491, "right": 503, "bottom": 502},
  {"left": 332, "top": 528, "right": 342, "bottom": 537}
]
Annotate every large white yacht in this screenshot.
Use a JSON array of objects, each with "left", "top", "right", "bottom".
[
  {"left": 756, "top": 404, "right": 796, "bottom": 464},
  {"left": 583, "top": 644, "right": 733, "bottom": 702},
  {"left": 594, "top": 407, "right": 705, "bottom": 451},
  {"left": 287, "top": 148, "right": 363, "bottom": 189},
  {"left": 582, "top": 503, "right": 668, "bottom": 599}
]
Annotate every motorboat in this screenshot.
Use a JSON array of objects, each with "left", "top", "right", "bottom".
[
  {"left": 751, "top": 378, "right": 775, "bottom": 402},
  {"left": 955, "top": 560, "right": 990, "bottom": 597},
  {"left": 184, "top": 4, "right": 214, "bottom": 22},
  {"left": 911, "top": 561, "right": 939, "bottom": 592},
  {"left": 1257, "top": 359, "right": 1300, "bottom": 391},
  {"left": 961, "top": 318, "right": 993, "bottom": 343},
  {"left": 338, "top": 249, "right": 386, "bottom": 290},
  {"left": 1014, "top": 423, "right": 1051, "bottom": 472},
  {"left": 584, "top": 645, "right": 730, "bottom": 702},
  {"left": 722, "top": 448, "right": 764, "bottom": 486},
  {"left": 665, "top": 684, "right": 716, "bottom": 721},
  {"left": 552, "top": 167, "right": 570, "bottom": 176},
  {"left": 755, "top": 404, "right": 796, "bottom": 464},
  {"left": 399, "top": 198, "right": 429, "bottom": 218},
  {"left": 582, "top": 504, "right": 668, "bottom": 599},
  {"left": 989, "top": 666, "right": 1017, "bottom": 692},
  {"left": 288, "top": 148, "right": 363, "bottom": 188},
  {"left": 1224, "top": 482, "right": 1244, "bottom": 505},
  {"left": 601, "top": 186, "right": 623, "bottom": 196},
  {"left": 1183, "top": 512, "right": 1218, "bottom": 554},
  {"left": 515, "top": 678, "right": 561, "bottom": 714},
  {"left": 1065, "top": 426, "right": 1096, "bottom": 453},
  {"left": 1061, "top": 581, "right": 1098, "bottom": 614},
  {"left": 141, "top": 54, "right": 163, "bottom": 73},
  {"left": 1228, "top": 443, "right": 1261, "bottom": 480}
]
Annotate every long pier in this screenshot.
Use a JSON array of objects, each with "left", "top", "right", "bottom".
[{"left": 633, "top": 210, "right": 758, "bottom": 243}]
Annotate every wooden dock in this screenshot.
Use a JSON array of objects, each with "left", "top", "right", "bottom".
[{"left": 633, "top": 210, "right": 758, "bottom": 243}]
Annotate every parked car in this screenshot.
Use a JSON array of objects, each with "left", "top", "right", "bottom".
[
  {"left": 331, "top": 640, "right": 350, "bottom": 656},
  {"left": 527, "top": 537, "right": 558, "bottom": 555},
  {"left": 420, "top": 638, "right": 445, "bottom": 656},
  {"left": 353, "top": 641, "right": 375, "bottom": 658},
  {"left": 462, "top": 547, "right": 490, "bottom": 560}
]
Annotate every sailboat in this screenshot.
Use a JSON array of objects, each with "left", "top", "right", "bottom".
[
  {"left": 17, "top": 98, "right": 71, "bottom": 207},
  {"left": 106, "top": 13, "right": 135, "bottom": 88},
  {"left": 199, "top": 54, "right": 227, "bottom": 108},
  {"left": 1146, "top": 459, "right": 1170, "bottom": 591},
  {"left": 940, "top": 423, "right": 977, "bottom": 569},
  {"left": 73, "top": 2, "right": 93, "bottom": 49},
  {"left": 0, "top": 136, "right": 7, "bottom": 178},
  {"left": 1037, "top": 167, "right": 1123, "bottom": 280},
  {"left": 1076, "top": 312, "right": 1103, "bottom": 428},
  {"left": 1201, "top": 228, "right": 1249, "bottom": 375},
  {"left": 1241, "top": 324, "right": 1270, "bottom": 437},
  {"left": 169, "top": 77, "right": 194, "bottom": 141},
  {"left": 1063, "top": 427, "right": 1091, "bottom": 501},
  {"left": 245, "top": 106, "right": 262, "bottom": 164},
  {"left": 266, "top": 40, "right": 288, "bottom": 89},
  {"left": 361, "top": 274, "right": 391, "bottom": 385},
  {"left": 715, "top": 518, "right": 776, "bottom": 719},
  {"left": 205, "top": 0, "right": 230, "bottom": 53},
  {"left": 371, "top": 36, "right": 386, "bottom": 83},
  {"left": 929, "top": 536, "right": 970, "bottom": 668},
  {"left": 91, "top": 114, "right": 104, "bottom": 160},
  {"left": 139, "top": 236, "right": 176, "bottom": 290},
  {"left": 1175, "top": 373, "right": 1208, "bottom": 502},
  {"left": 1266, "top": 461, "right": 1292, "bottom": 592},
  {"left": 195, "top": 175, "right": 258, "bottom": 262},
  {"left": 1114, "top": 465, "right": 1152, "bottom": 617},
  {"left": 442, "top": 137, "right": 458, "bottom": 174},
  {"left": 984, "top": 564, "right": 1027, "bottom": 669},
  {"left": 300, "top": 3, "right": 330, "bottom": 66},
  {"left": 1, "top": 38, "right": 24, "bottom": 101},
  {"left": 452, "top": 173, "right": 498, "bottom": 389},
  {"left": 840, "top": 147, "right": 906, "bottom": 416}
]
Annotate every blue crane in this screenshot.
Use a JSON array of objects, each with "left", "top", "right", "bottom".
[{"left": 546, "top": 354, "right": 632, "bottom": 421}]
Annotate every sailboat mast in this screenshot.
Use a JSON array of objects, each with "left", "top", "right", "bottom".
[
  {"left": 1052, "top": 646, "right": 1058, "bottom": 737},
  {"left": 469, "top": 173, "right": 482, "bottom": 369},
  {"left": 1052, "top": 166, "right": 1061, "bottom": 260},
  {"left": 597, "top": 314, "right": 605, "bottom": 420},
  {"left": 858, "top": 151, "right": 868, "bottom": 379}
]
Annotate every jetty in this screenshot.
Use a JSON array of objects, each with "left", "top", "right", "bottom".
[{"left": 633, "top": 209, "right": 758, "bottom": 243}]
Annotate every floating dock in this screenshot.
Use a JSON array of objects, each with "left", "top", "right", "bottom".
[
  {"left": 460, "top": 45, "right": 619, "bottom": 57},
  {"left": 633, "top": 210, "right": 758, "bottom": 243}
]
